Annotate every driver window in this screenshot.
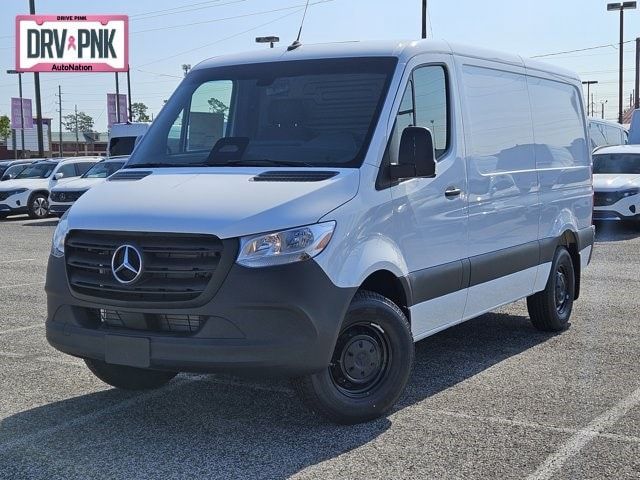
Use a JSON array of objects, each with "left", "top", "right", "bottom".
[{"left": 186, "top": 80, "right": 233, "bottom": 151}]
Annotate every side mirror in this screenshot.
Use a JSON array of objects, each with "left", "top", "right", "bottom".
[
  {"left": 389, "top": 126, "right": 436, "bottom": 180},
  {"left": 54, "top": 172, "right": 64, "bottom": 180}
]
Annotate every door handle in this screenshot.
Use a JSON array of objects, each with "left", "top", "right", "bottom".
[{"left": 445, "top": 187, "right": 462, "bottom": 198}]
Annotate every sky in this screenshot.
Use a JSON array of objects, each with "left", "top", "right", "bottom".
[{"left": 0, "top": 0, "right": 638, "bottom": 132}]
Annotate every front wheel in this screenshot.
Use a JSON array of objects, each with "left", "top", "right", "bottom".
[
  {"left": 293, "top": 290, "right": 414, "bottom": 424},
  {"left": 85, "top": 359, "right": 178, "bottom": 390},
  {"left": 28, "top": 193, "right": 49, "bottom": 219},
  {"left": 527, "top": 246, "right": 575, "bottom": 332}
]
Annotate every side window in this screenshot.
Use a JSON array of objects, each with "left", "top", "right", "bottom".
[
  {"left": 57, "top": 164, "right": 77, "bottom": 178},
  {"left": 167, "top": 109, "right": 184, "bottom": 154},
  {"left": 413, "top": 66, "right": 448, "bottom": 155},
  {"left": 589, "top": 123, "right": 606, "bottom": 148},
  {"left": 388, "top": 65, "right": 449, "bottom": 165},
  {"left": 528, "top": 77, "right": 588, "bottom": 168},
  {"left": 186, "top": 80, "right": 233, "bottom": 151},
  {"left": 75, "top": 162, "right": 94, "bottom": 175}
]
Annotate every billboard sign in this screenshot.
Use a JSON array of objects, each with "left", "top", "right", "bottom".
[
  {"left": 10, "top": 97, "right": 33, "bottom": 129},
  {"left": 16, "top": 15, "right": 128, "bottom": 72},
  {"left": 107, "top": 93, "right": 128, "bottom": 127}
]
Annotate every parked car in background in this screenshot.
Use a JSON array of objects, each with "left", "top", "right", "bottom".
[
  {"left": 49, "top": 157, "right": 128, "bottom": 217},
  {"left": 0, "top": 159, "right": 34, "bottom": 180},
  {"left": 0, "top": 157, "right": 100, "bottom": 219},
  {"left": 592, "top": 144, "right": 640, "bottom": 222},
  {"left": 0, "top": 160, "right": 35, "bottom": 181},
  {"left": 589, "top": 117, "right": 628, "bottom": 150},
  {"left": 47, "top": 156, "right": 101, "bottom": 192},
  {"left": 108, "top": 122, "right": 149, "bottom": 157},
  {"left": 46, "top": 40, "right": 594, "bottom": 424}
]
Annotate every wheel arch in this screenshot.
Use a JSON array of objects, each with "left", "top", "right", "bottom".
[
  {"left": 558, "top": 229, "right": 581, "bottom": 300},
  {"left": 359, "top": 269, "right": 412, "bottom": 322}
]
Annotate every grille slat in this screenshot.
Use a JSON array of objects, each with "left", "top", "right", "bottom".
[
  {"left": 99, "top": 309, "right": 205, "bottom": 334},
  {"left": 66, "top": 231, "right": 224, "bottom": 303}
]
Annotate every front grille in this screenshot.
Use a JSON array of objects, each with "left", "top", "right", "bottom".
[
  {"left": 51, "top": 190, "right": 87, "bottom": 203},
  {"left": 593, "top": 210, "right": 620, "bottom": 220},
  {"left": 0, "top": 192, "right": 10, "bottom": 201},
  {"left": 109, "top": 170, "right": 152, "bottom": 181},
  {"left": 66, "top": 231, "right": 226, "bottom": 303},
  {"left": 253, "top": 171, "right": 339, "bottom": 182},
  {"left": 99, "top": 309, "right": 205, "bottom": 334}
]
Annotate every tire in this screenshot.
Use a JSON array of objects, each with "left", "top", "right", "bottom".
[
  {"left": 28, "top": 193, "right": 49, "bottom": 219},
  {"left": 292, "top": 290, "right": 414, "bottom": 424},
  {"left": 85, "top": 358, "right": 178, "bottom": 390},
  {"left": 527, "top": 246, "right": 575, "bottom": 332}
]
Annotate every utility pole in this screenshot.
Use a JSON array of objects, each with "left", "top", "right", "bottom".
[
  {"left": 6, "top": 70, "right": 25, "bottom": 158},
  {"left": 582, "top": 80, "right": 598, "bottom": 116},
  {"left": 635, "top": 37, "right": 640, "bottom": 109},
  {"left": 127, "top": 65, "right": 133, "bottom": 122},
  {"left": 115, "top": 73, "right": 121, "bottom": 124},
  {"left": 29, "top": 0, "right": 44, "bottom": 156},
  {"left": 182, "top": 64, "right": 191, "bottom": 77},
  {"left": 591, "top": 93, "right": 595, "bottom": 116},
  {"left": 57, "top": 85, "right": 62, "bottom": 157},
  {"left": 601, "top": 99, "right": 608, "bottom": 119},
  {"left": 74, "top": 104, "right": 79, "bottom": 156},
  {"left": 421, "top": 0, "right": 427, "bottom": 39}
]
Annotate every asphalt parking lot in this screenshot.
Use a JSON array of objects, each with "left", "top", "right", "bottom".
[{"left": 0, "top": 215, "right": 639, "bottom": 479}]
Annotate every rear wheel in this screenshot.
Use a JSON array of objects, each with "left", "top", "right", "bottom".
[
  {"left": 28, "top": 193, "right": 49, "bottom": 219},
  {"left": 85, "top": 358, "right": 178, "bottom": 390},
  {"left": 293, "top": 290, "right": 414, "bottom": 424},
  {"left": 527, "top": 246, "right": 575, "bottom": 332}
]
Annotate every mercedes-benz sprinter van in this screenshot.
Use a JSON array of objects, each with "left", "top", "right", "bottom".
[{"left": 46, "top": 40, "right": 594, "bottom": 424}]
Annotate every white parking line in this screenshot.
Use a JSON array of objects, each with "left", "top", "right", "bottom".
[
  {"left": 527, "top": 385, "right": 640, "bottom": 480},
  {"left": 0, "top": 324, "right": 41, "bottom": 335},
  {"left": 0, "top": 258, "right": 37, "bottom": 264},
  {"left": 0, "top": 281, "right": 45, "bottom": 290},
  {"left": 0, "top": 374, "right": 208, "bottom": 455}
]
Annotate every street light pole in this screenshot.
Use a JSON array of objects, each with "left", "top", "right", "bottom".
[
  {"left": 607, "top": 2, "right": 637, "bottom": 124},
  {"left": 422, "top": 0, "right": 427, "bottom": 39},
  {"left": 635, "top": 37, "right": 639, "bottom": 109}
]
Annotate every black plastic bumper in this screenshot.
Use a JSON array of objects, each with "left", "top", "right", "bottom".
[
  {"left": 0, "top": 204, "right": 27, "bottom": 215},
  {"left": 49, "top": 204, "right": 70, "bottom": 216},
  {"left": 45, "top": 254, "right": 356, "bottom": 376},
  {"left": 593, "top": 210, "right": 640, "bottom": 221}
]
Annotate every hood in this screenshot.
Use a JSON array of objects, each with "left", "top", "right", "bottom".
[
  {"left": 68, "top": 168, "right": 359, "bottom": 239},
  {"left": 51, "top": 177, "right": 104, "bottom": 192},
  {"left": 0, "top": 177, "right": 48, "bottom": 191},
  {"left": 593, "top": 173, "right": 640, "bottom": 191}
]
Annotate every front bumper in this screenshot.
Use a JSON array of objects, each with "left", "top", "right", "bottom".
[
  {"left": 0, "top": 191, "right": 30, "bottom": 215},
  {"left": 49, "top": 203, "right": 71, "bottom": 216},
  {"left": 45, "top": 254, "right": 356, "bottom": 376},
  {"left": 593, "top": 191, "right": 640, "bottom": 221}
]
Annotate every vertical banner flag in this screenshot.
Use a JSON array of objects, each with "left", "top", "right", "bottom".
[
  {"left": 107, "top": 93, "right": 128, "bottom": 127},
  {"left": 10, "top": 97, "right": 33, "bottom": 128}
]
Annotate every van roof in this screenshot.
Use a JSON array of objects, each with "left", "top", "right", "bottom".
[{"left": 192, "top": 39, "right": 580, "bottom": 82}]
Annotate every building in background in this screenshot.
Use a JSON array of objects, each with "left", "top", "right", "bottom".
[
  {"left": 0, "top": 118, "right": 51, "bottom": 159},
  {"left": 50, "top": 132, "right": 108, "bottom": 157}
]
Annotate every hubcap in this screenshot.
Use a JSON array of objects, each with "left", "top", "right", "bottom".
[
  {"left": 329, "top": 322, "right": 390, "bottom": 397},
  {"left": 34, "top": 197, "right": 48, "bottom": 217},
  {"left": 555, "top": 267, "right": 569, "bottom": 314}
]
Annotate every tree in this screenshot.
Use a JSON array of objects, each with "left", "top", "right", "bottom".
[
  {"left": 131, "top": 102, "right": 150, "bottom": 122},
  {"left": 0, "top": 115, "right": 10, "bottom": 145},
  {"left": 62, "top": 111, "right": 94, "bottom": 133},
  {"left": 207, "top": 98, "right": 228, "bottom": 120}
]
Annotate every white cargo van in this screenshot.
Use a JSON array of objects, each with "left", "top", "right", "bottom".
[
  {"left": 46, "top": 40, "right": 594, "bottom": 424},
  {"left": 107, "top": 122, "right": 150, "bottom": 157}
]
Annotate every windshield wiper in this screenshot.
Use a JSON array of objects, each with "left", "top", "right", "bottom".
[{"left": 208, "top": 159, "right": 313, "bottom": 168}]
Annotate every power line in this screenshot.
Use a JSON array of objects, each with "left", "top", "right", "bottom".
[
  {"left": 532, "top": 39, "right": 636, "bottom": 58},
  {"left": 131, "top": 0, "right": 247, "bottom": 21}
]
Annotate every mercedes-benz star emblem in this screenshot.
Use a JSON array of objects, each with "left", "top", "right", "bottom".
[{"left": 111, "top": 245, "right": 143, "bottom": 284}]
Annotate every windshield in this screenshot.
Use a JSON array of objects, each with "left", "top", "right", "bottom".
[
  {"left": 83, "top": 161, "right": 125, "bottom": 178},
  {"left": 1, "top": 164, "right": 28, "bottom": 180},
  {"left": 593, "top": 153, "right": 640, "bottom": 174},
  {"left": 109, "top": 136, "right": 137, "bottom": 156},
  {"left": 15, "top": 163, "right": 56, "bottom": 179},
  {"left": 127, "top": 58, "right": 397, "bottom": 169}
]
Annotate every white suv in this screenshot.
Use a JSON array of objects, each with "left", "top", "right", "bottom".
[
  {"left": 593, "top": 145, "right": 640, "bottom": 222},
  {"left": 0, "top": 157, "right": 100, "bottom": 219}
]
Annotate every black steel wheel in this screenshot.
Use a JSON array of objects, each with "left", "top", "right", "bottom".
[{"left": 293, "top": 290, "right": 414, "bottom": 424}]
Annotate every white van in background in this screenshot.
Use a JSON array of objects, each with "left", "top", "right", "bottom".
[
  {"left": 46, "top": 40, "right": 594, "bottom": 424},
  {"left": 108, "top": 122, "right": 150, "bottom": 157},
  {"left": 589, "top": 117, "right": 628, "bottom": 150}
]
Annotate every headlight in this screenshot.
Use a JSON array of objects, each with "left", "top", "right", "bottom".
[
  {"left": 237, "top": 222, "right": 335, "bottom": 268},
  {"left": 2, "top": 188, "right": 28, "bottom": 197},
  {"left": 621, "top": 188, "right": 640, "bottom": 198},
  {"left": 51, "top": 211, "right": 70, "bottom": 258}
]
